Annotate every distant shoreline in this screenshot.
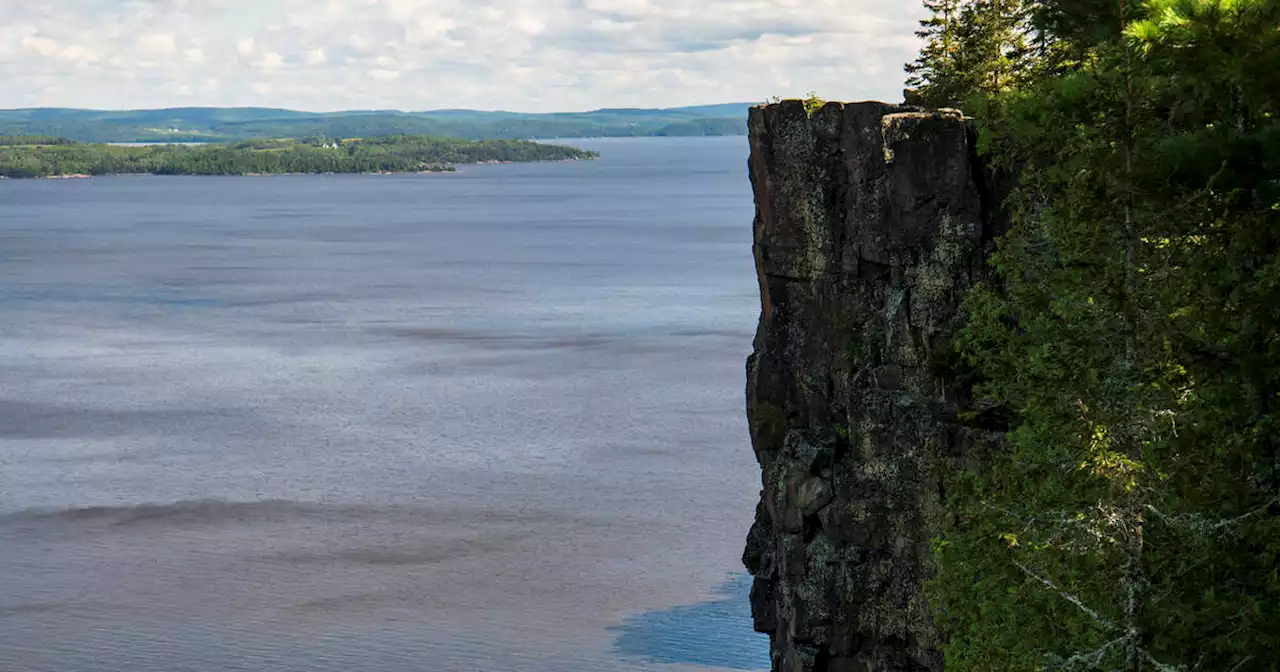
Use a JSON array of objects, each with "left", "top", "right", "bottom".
[
  {"left": 13, "top": 167, "right": 460, "bottom": 177},
  {"left": 0, "top": 135, "right": 598, "bottom": 179},
  {"left": 0, "top": 159, "right": 597, "bottom": 180},
  {"left": 2, "top": 157, "right": 597, "bottom": 180}
]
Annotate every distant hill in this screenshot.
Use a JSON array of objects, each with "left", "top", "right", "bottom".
[{"left": 0, "top": 104, "right": 755, "bottom": 143}]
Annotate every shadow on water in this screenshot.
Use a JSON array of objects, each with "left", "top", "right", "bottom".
[
  {"left": 0, "top": 288, "right": 221, "bottom": 307},
  {"left": 610, "top": 574, "right": 770, "bottom": 671}
]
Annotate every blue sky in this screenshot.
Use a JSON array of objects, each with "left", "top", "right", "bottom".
[{"left": 0, "top": 0, "right": 927, "bottom": 112}]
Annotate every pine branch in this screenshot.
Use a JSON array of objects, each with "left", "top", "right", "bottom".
[
  {"left": 1143, "top": 650, "right": 1187, "bottom": 672},
  {"left": 1051, "top": 634, "right": 1130, "bottom": 670},
  {"left": 1143, "top": 498, "right": 1279, "bottom": 535},
  {"left": 1013, "top": 561, "right": 1117, "bottom": 630},
  {"left": 1226, "top": 656, "right": 1255, "bottom": 672}
]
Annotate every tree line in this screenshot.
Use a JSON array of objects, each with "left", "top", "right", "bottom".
[
  {"left": 0, "top": 135, "right": 598, "bottom": 178},
  {"left": 907, "top": 1, "right": 1280, "bottom": 670},
  {"left": 0, "top": 135, "right": 78, "bottom": 147},
  {"left": 0, "top": 109, "right": 748, "bottom": 144}
]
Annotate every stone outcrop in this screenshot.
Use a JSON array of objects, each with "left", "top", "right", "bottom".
[{"left": 743, "top": 101, "right": 999, "bottom": 672}]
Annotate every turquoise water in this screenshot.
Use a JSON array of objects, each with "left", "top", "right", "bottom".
[{"left": 613, "top": 574, "right": 768, "bottom": 669}]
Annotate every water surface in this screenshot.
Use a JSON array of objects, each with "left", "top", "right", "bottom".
[{"left": 0, "top": 137, "right": 767, "bottom": 672}]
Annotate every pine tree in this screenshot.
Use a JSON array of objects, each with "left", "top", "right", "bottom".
[
  {"left": 906, "top": 0, "right": 966, "bottom": 104},
  {"left": 907, "top": 0, "right": 1036, "bottom": 108},
  {"left": 924, "top": 0, "right": 1280, "bottom": 669}
]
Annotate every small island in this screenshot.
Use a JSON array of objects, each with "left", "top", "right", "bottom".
[{"left": 0, "top": 135, "right": 598, "bottom": 179}]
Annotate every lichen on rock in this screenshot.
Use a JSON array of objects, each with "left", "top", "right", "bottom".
[{"left": 744, "top": 100, "right": 997, "bottom": 672}]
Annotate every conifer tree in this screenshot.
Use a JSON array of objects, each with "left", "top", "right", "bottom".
[
  {"left": 918, "top": 0, "right": 1280, "bottom": 669},
  {"left": 906, "top": 0, "right": 1035, "bottom": 108},
  {"left": 906, "top": 0, "right": 966, "bottom": 104}
]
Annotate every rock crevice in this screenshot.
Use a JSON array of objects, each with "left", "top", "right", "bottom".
[{"left": 743, "top": 100, "right": 997, "bottom": 672}]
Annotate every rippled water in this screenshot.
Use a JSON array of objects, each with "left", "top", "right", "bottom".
[{"left": 0, "top": 137, "right": 769, "bottom": 672}]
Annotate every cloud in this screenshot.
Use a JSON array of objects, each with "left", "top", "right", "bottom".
[
  {"left": 255, "top": 51, "right": 285, "bottom": 69},
  {"left": 22, "top": 36, "right": 61, "bottom": 58},
  {"left": 59, "top": 45, "right": 91, "bottom": 62},
  {"left": 137, "top": 33, "right": 177, "bottom": 55},
  {"left": 0, "top": 0, "right": 928, "bottom": 111}
]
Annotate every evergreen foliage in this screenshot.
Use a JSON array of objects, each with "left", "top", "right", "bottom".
[
  {"left": 912, "top": 1, "right": 1280, "bottom": 669},
  {"left": 906, "top": 0, "right": 1036, "bottom": 107}
]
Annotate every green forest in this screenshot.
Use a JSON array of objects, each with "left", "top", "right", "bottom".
[
  {"left": 907, "top": 0, "right": 1280, "bottom": 670},
  {"left": 0, "top": 135, "right": 597, "bottom": 178}
]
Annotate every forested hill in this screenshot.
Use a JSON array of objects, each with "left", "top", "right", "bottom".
[
  {"left": 897, "top": 1, "right": 1280, "bottom": 671},
  {"left": 0, "top": 135, "right": 597, "bottom": 178},
  {"left": 0, "top": 104, "right": 752, "bottom": 144}
]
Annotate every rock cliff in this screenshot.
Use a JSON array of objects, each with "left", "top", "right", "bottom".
[{"left": 743, "top": 100, "right": 998, "bottom": 672}]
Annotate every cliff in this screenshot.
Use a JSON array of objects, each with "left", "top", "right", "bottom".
[{"left": 742, "top": 100, "right": 999, "bottom": 671}]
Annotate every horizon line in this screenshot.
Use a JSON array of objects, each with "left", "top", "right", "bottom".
[{"left": 0, "top": 102, "right": 762, "bottom": 116}]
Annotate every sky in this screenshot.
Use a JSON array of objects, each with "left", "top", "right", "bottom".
[{"left": 0, "top": 0, "right": 928, "bottom": 113}]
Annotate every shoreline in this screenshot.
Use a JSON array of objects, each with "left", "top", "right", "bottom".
[
  {"left": 14, "top": 169, "right": 463, "bottom": 180},
  {"left": 7, "top": 157, "right": 596, "bottom": 180},
  {"left": 0, "top": 135, "right": 598, "bottom": 181}
]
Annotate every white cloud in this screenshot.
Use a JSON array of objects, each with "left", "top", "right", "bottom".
[
  {"left": 22, "top": 36, "right": 61, "bottom": 57},
  {"left": 0, "top": 0, "right": 928, "bottom": 111},
  {"left": 348, "top": 34, "right": 372, "bottom": 52},
  {"left": 406, "top": 16, "right": 456, "bottom": 44},
  {"left": 59, "top": 45, "right": 89, "bottom": 62},
  {"left": 137, "top": 33, "right": 177, "bottom": 55},
  {"left": 256, "top": 51, "right": 285, "bottom": 69}
]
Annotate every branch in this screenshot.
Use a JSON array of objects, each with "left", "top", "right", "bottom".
[
  {"left": 983, "top": 503, "right": 1102, "bottom": 536},
  {"left": 1227, "top": 656, "right": 1254, "bottom": 672},
  {"left": 1144, "top": 649, "right": 1187, "bottom": 672},
  {"left": 1144, "top": 499, "right": 1278, "bottom": 535},
  {"left": 1207, "top": 501, "right": 1275, "bottom": 532},
  {"left": 1050, "top": 634, "right": 1129, "bottom": 670},
  {"left": 1013, "top": 561, "right": 1117, "bottom": 630}
]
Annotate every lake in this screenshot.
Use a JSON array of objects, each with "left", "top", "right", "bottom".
[{"left": 0, "top": 137, "right": 770, "bottom": 672}]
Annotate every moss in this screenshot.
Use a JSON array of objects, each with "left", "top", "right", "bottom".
[
  {"left": 773, "top": 111, "right": 835, "bottom": 278},
  {"left": 803, "top": 91, "right": 827, "bottom": 117},
  {"left": 843, "top": 322, "right": 886, "bottom": 369},
  {"left": 882, "top": 111, "right": 965, "bottom": 145},
  {"left": 751, "top": 401, "right": 786, "bottom": 435},
  {"left": 796, "top": 532, "right": 838, "bottom": 623},
  {"left": 750, "top": 401, "right": 789, "bottom": 456}
]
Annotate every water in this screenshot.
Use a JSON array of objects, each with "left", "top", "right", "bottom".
[
  {"left": 612, "top": 575, "right": 768, "bottom": 669},
  {"left": 0, "top": 137, "right": 769, "bottom": 672}
]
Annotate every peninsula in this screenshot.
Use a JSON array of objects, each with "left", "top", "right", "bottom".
[{"left": 0, "top": 135, "right": 597, "bottom": 178}]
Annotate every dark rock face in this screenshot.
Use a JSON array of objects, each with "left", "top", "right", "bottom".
[{"left": 743, "top": 101, "right": 997, "bottom": 672}]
